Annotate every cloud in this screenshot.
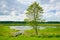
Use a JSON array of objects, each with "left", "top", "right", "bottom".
[
  {"left": 40, "top": 0, "right": 50, "bottom": 4},
  {"left": 50, "top": 0, "right": 56, "bottom": 3},
  {"left": 43, "top": 10, "right": 60, "bottom": 21},
  {"left": 41, "top": 4, "right": 55, "bottom": 13},
  {"left": 56, "top": 2, "right": 60, "bottom": 10},
  {"left": 56, "top": 11, "right": 60, "bottom": 17},
  {"left": 56, "top": 0, "right": 60, "bottom": 2},
  {"left": 0, "top": 12, "right": 26, "bottom": 21},
  {"left": 17, "top": 0, "right": 36, "bottom": 5},
  {"left": 0, "top": 0, "right": 60, "bottom": 21},
  {"left": 0, "top": 0, "right": 27, "bottom": 21}
]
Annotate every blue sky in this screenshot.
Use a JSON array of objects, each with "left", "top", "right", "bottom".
[{"left": 0, "top": 0, "right": 60, "bottom": 21}]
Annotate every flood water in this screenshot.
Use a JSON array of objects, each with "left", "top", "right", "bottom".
[
  {"left": 10, "top": 26, "right": 57, "bottom": 30},
  {"left": 10, "top": 26, "right": 32, "bottom": 30}
]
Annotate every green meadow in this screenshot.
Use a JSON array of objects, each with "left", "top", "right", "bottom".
[{"left": 0, "top": 23, "right": 60, "bottom": 40}]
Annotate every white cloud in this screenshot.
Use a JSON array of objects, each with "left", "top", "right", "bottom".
[
  {"left": 43, "top": 10, "right": 60, "bottom": 21},
  {"left": 55, "top": 11, "right": 60, "bottom": 17},
  {"left": 0, "top": 1, "right": 6, "bottom": 8},
  {"left": 50, "top": 0, "right": 55, "bottom": 3},
  {"left": 17, "top": 0, "right": 36, "bottom": 5},
  {"left": 56, "top": 2, "right": 60, "bottom": 10},
  {"left": 0, "top": 0, "right": 60, "bottom": 21},
  {"left": 0, "top": 14, "right": 26, "bottom": 21},
  {"left": 2, "top": 4, "right": 6, "bottom": 8},
  {"left": 0, "top": 10, "right": 26, "bottom": 21},
  {"left": 10, "top": 10, "right": 16, "bottom": 16},
  {"left": 41, "top": 4, "right": 55, "bottom": 13},
  {"left": 43, "top": 12, "right": 55, "bottom": 19}
]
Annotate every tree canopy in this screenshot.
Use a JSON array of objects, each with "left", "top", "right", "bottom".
[{"left": 25, "top": 2, "right": 44, "bottom": 35}]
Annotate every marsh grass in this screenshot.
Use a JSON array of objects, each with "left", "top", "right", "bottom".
[{"left": 0, "top": 25, "right": 60, "bottom": 40}]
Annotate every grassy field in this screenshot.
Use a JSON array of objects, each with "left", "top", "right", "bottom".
[{"left": 0, "top": 24, "right": 60, "bottom": 40}]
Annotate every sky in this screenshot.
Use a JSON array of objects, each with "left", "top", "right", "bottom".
[{"left": 0, "top": 0, "right": 60, "bottom": 21}]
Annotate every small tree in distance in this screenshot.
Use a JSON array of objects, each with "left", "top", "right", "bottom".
[{"left": 25, "top": 2, "right": 44, "bottom": 36}]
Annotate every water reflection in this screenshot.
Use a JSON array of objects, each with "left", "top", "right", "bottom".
[
  {"left": 10, "top": 26, "right": 57, "bottom": 30},
  {"left": 10, "top": 26, "right": 32, "bottom": 30}
]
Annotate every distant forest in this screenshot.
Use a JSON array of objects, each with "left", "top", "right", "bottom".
[{"left": 0, "top": 21, "right": 60, "bottom": 24}]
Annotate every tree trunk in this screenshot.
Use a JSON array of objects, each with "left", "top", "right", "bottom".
[{"left": 35, "top": 26, "right": 38, "bottom": 36}]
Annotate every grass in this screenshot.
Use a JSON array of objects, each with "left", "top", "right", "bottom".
[
  {"left": 0, "top": 25, "right": 60, "bottom": 40},
  {"left": 0, "top": 35, "right": 60, "bottom": 40}
]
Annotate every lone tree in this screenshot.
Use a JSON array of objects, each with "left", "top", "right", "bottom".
[{"left": 25, "top": 2, "right": 44, "bottom": 35}]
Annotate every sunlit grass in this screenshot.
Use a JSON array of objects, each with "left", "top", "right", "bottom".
[{"left": 0, "top": 25, "right": 60, "bottom": 40}]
